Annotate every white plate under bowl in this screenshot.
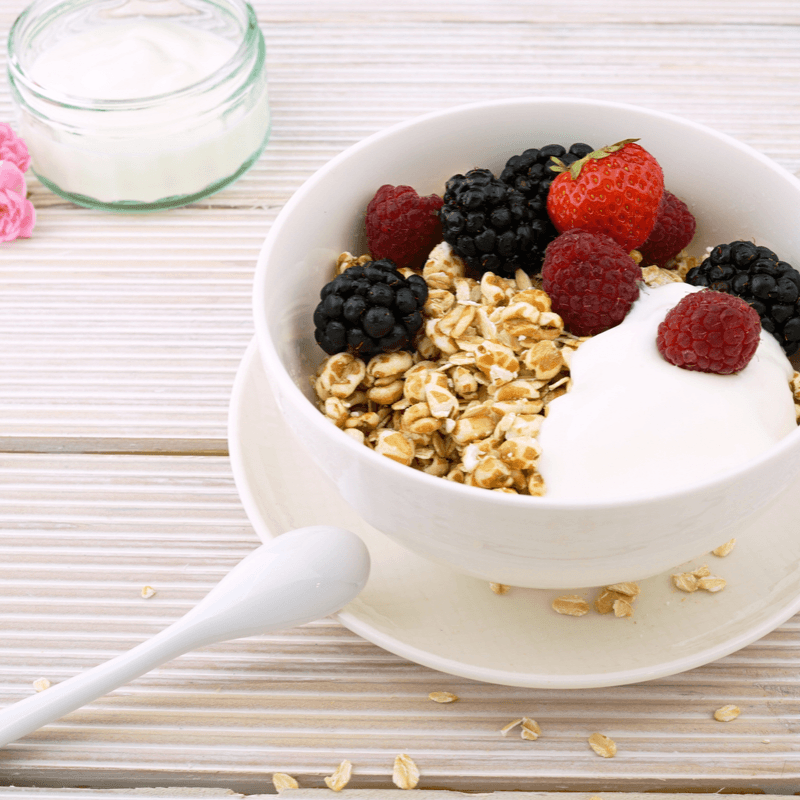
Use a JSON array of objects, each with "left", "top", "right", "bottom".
[{"left": 228, "top": 338, "right": 800, "bottom": 689}]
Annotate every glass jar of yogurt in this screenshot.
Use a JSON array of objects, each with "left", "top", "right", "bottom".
[{"left": 7, "top": 0, "right": 270, "bottom": 211}]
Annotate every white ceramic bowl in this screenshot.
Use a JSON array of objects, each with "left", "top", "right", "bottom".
[{"left": 253, "top": 97, "right": 800, "bottom": 589}]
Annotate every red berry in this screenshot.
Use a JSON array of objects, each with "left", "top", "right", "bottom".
[
  {"left": 546, "top": 140, "right": 664, "bottom": 252},
  {"left": 638, "top": 190, "right": 696, "bottom": 267},
  {"left": 657, "top": 290, "right": 762, "bottom": 374},
  {"left": 541, "top": 229, "right": 641, "bottom": 336},
  {"left": 365, "top": 184, "right": 443, "bottom": 269}
]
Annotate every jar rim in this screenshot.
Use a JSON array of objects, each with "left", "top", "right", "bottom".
[{"left": 7, "top": 0, "right": 262, "bottom": 110}]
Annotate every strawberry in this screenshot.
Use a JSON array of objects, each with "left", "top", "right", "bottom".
[{"left": 546, "top": 139, "right": 664, "bottom": 252}]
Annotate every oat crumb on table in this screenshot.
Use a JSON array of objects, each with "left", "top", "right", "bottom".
[
  {"left": 714, "top": 704, "right": 741, "bottom": 722},
  {"left": 500, "top": 718, "right": 524, "bottom": 736},
  {"left": 271, "top": 772, "right": 299, "bottom": 792},
  {"left": 141, "top": 585, "right": 156, "bottom": 599},
  {"left": 324, "top": 759, "right": 353, "bottom": 791},
  {"left": 392, "top": 753, "right": 420, "bottom": 789},
  {"left": 428, "top": 691, "right": 459, "bottom": 703},
  {"left": 519, "top": 717, "right": 542, "bottom": 740},
  {"left": 32, "top": 677, "right": 50, "bottom": 692},
  {"left": 588, "top": 732, "right": 617, "bottom": 758}
]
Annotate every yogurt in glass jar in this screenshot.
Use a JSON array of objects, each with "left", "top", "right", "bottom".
[{"left": 7, "top": 0, "right": 270, "bottom": 210}]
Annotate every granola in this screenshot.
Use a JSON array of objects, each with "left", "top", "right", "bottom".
[
  {"left": 314, "top": 246, "right": 800, "bottom": 501},
  {"left": 313, "top": 244, "right": 584, "bottom": 496}
]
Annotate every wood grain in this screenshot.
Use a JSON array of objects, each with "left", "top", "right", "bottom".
[
  {"left": 0, "top": 454, "right": 798, "bottom": 793},
  {"left": 1, "top": 1, "right": 799, "bottom": 794}
]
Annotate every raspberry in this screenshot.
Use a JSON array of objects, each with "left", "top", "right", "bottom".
[
  {"left": 638, "top": 190, "right": 696, "bottom": 267},
  {"left": 365, "top": 184, "right": 443, "bottom": 269},
  {"left": 541, "top": 229, "right": 641, "bottom": 336},
  {"left": 656, "top": 290, "right": 762, "bottom": 374},
  {"left": 686, "top": 240, "right": 800, "bottom": 356}
]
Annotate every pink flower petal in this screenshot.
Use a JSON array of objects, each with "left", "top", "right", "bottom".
[
  {"left": 0, "top": 123, "right": 31, "bottom": 173},
  {"left": 0, "top": 161, "right": 26, "bottom": 196},
  {"left": 0, "top": 187, "right": 34, "bottom": 242},
  {"left": 17, "top": 197, "right": 35, "bottom": 239}
]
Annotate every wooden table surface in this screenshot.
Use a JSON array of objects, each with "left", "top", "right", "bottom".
[{"left": 1, "top": 0, "right": 800, "bottom": 795}]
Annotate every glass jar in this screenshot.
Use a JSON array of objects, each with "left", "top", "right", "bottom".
[{"left": 7, "top": 0, "right": 270, "bottom": 211}]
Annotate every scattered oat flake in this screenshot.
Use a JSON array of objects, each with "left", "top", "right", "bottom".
[
  {"left": 500, "top": 718, "right": 524, "bottom": 736},
  {"left": 691, "top": 564, "right": 711, "bottom": 578},
  {"left": 271, "top": 772, "right": 299, "bottom": 792},
  {"left": 612, "top": 598, "right": 634, "bottom": 618},
  {"left": 672, "top": 572, "right": 699, "bottom": 593},
  {"left": 392, "top": 753, "right": 420, "bottom": 790},
  {"left": 593, "top": 589, "right": 622, "bottom": 614},
  {"left": 714, "top": 704, "right": 740, "bottom": 722},
  {"left": 490, "top": 582, "right": 510, "bottom": 594},
  {"left": 552, "top": 595, "right": 590, "bottom": 616},
  {"left": 324, "top": 759, "right": 353, "bottom": 791},
  {"left": 606, "top": 582, "right": 640, "bottom": 598},
  {"left": 141, "top": 585, "right": 156, "bottom": 599},
  {"left": 32, "top": 678, "right": 50, "bottom": 692},
  {"left": 712, "top": 538, "right": 737, "bottom": 557},
  {"left": 588, "top": 732, "right": 617, "bottom": 758},
  {"left": 520, "top": 717, "right": 542, "bottom": 740},
  {"left": 698, "top": 576, "right": 727, "bottom": 593},
  {"left": 428, "top": 691, "right": 459, "bottom": 704}
]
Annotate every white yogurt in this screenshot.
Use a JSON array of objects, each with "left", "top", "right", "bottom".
[
  {"left": 29, "top": 20, "right": 236, "bottom": 100},
  {"left": 538, "top": 283, "right": 797, "bottom": 501},
  {"left": 13, "top": 13, "right": 270, "bottom": 206}
]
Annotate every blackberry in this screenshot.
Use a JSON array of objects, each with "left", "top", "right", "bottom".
[
  {"left": 439, "top": 168, "right": 539, "bottom": 277},
  {"left": 500, "top": 142, "right": 594, "bottom": 216},
  {"left": 313, "top": 258, "right": 428, "bottom": 359},
  {"left": 498, "top": 143, "right": 594, "bottom": 269},
  {"left": 685, "top": 240, "right": 800, "bottom": 356}
]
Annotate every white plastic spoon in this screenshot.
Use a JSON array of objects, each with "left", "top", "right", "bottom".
[{"left": 0, "top": 525, "right": 370, "bottom": 748}]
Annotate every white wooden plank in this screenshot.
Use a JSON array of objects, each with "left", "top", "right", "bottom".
[{"left": 0, "top": 454, "right": 798, "bottom": 793}]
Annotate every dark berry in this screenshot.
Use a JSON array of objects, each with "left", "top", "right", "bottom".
[
  {"left": 440, "top": 167, "right": 542, "bottom": 277},
  {"left": 313, "top": 259, "right": 427, "bottom": 358},
  {"left": 497, "top": 143, "right": 594, "bottom": 269}
]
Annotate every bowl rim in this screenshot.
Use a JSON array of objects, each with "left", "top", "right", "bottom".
[{"left": 253, "top": 95, "right": 800, "bottom": 511}]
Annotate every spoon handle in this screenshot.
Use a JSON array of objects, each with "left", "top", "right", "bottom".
[
  {"left": 0, "top": 623, "right": 195, "bottom": 748},
  {"left": 0, "top": 527, "right": 369, "bottom": 749}
]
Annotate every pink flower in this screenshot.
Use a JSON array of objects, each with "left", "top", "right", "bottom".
[
  {"left": 0, "top": 123, "right": 30, "bottom": 173},
  {"left": 0, "top": 161, "right": 35, "bottom": 241}
]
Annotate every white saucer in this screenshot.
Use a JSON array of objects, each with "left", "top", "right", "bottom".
[{"left": 228, "top": 338, "right": 800, "bottom": 689}]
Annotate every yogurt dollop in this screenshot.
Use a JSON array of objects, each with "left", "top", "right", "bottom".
[
  {"left": 538, "top": 282, "right": 796, "bottom": 501},
  {"left": 29, "top": 21, "right": 237, "bottom": 100}
]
